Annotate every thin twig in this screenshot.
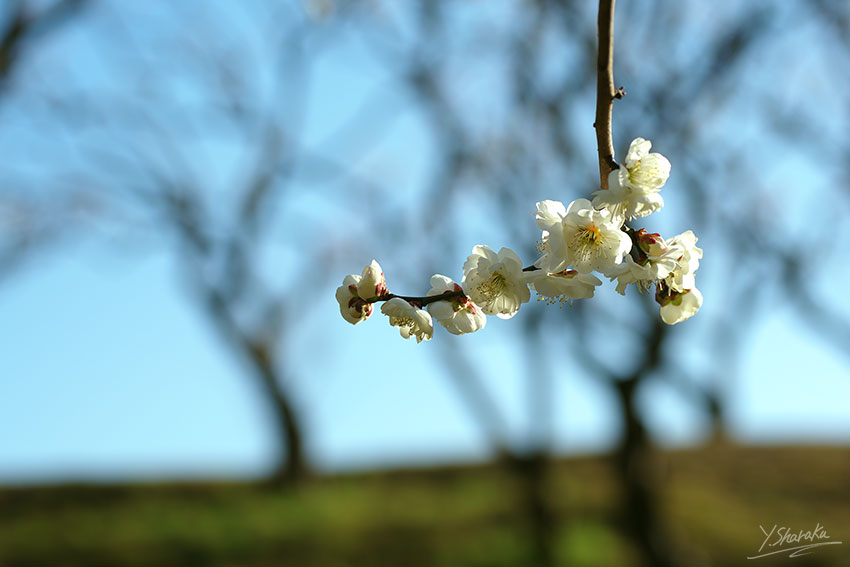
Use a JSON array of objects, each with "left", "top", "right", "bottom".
[
  {"left": 594, "top": 0, "right": 618, "bottom": 188},
  {"left": 369, "top": 289, "right": 466, "bottom": 308}
]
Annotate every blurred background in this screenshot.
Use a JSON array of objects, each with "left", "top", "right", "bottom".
[{"left": 1, "top": 0, "right": 849, "bottom": 565}]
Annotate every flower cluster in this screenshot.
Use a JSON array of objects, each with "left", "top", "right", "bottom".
[{"left": 335, "top": 138, "right": 703, "bottom": 341}]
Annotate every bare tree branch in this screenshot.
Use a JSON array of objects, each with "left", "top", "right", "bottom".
[{"left": 595, "top": 0, "right": 619, "bottom": 187}]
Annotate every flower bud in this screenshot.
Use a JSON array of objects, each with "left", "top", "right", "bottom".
[
  {"left": 357, "top": 259, "right": 387, "bottom": 300},
  {"left": 336, "top": 274, "right": 373, "bottom": 325}
]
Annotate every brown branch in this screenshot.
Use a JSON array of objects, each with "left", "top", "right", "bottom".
[
  {"left": 594, "top": 0, "right": 618, "bottom": 189},
  {"left": 369, "top": 289, "right": 466, "bottom": 308}
]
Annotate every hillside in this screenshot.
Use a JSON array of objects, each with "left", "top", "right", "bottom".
[{"left": 1, "top": 445, "right": 848, "bottom": 566}]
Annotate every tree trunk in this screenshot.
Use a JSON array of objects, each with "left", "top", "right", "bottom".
[
  {"left": 498, "top": 452, "right": 555, "bottom": 567},
  {"left": 247, "top": 341, "right": 309, "bottom": 485},
  {"left": 613, "top": 378, "right": 670, "bottom": 567}
]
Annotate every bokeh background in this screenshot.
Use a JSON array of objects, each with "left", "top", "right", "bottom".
[{"left": 2, "top": 0, "right": 849, "bottom": 565}]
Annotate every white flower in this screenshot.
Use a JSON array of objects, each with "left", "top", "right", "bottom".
[
  {"left": 357, "top": 259, "right": 387, "bottom": 300},
  {"left": 535, "top": 198, "right": 631, "bottom": 277},
  {"left": 527, "top": 269, "right": 602, "bottom": 305},
  {"left": 658, "top": 287, "right": 703, "bottom": 325},
  {"left": 381, "top": 297, "right": 433, "bottom": 342},
  {"left": 335, "top": 274, "right": 373, "bottom": 325},
  {"left": 593, "top": 175, "right": 664, "bottom": 221},
  {"left": 592, "top": 137, "right": 670, "bottom": 220},
  {"left": 611, "top": 230, "right": 680, "bottom": 295},
  {"left": 664, "top": 230, "right": 702, "bottom": 292},
  {"left": 534, "top": 200, "right": 569, "bottom": 270},
  {"left": 653, "top": 230, "right": 703, "bottom": 324},
  {"left": 426, "top": 275, "right": 486, "bottom": 335},
  {"left": 611, "top": 257, "right": 650, "bottom": 295},
  {"left": 621, "top": 137, "right": 671, "bottom": 190},
  {"left": 462, "top": 245, "right": 530, "bottom": 319}
]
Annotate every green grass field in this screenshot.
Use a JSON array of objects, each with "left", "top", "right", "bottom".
[{"left": 1, "top": 445, "right": 848, "bottom": 566}]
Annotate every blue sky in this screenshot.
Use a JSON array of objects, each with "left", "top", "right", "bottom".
[
  {"left": 1, "top": 0, "right": 849, "bottom": 484},
  {"left": 2, "top": 237, "right": 849, "bottom": 484}
]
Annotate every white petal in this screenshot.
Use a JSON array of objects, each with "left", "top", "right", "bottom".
[
  {"left": 358, "top": 260, "right": 385, "bottom": 300},
  {"left": 427, "top": 300, "right": 455, "bottom": 321},
  {"left": 625, "top": 137, "right": 651, "bottom": 167},
  {"left": 534, "top": 200, "right": 567, "bottom": 230},
  {"left": 427, "top": 274, "right": 455, "bottom": 295},
  {"left": 660, "top": 288, "right": 703, "bottom": 325}
]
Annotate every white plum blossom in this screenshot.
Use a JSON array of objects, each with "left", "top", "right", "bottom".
[
  {"left": 335, "top": 134, "right": 704, "bottom": 337},
  {"left": 658, "top": 288, "right": 703, "bottom": 325},
  {"left": 462, "top": 245, "right": 530, "bottom": 319},
  {"left": 621, "top": 137, "right": 671, "bottom": 190},
  {"left": 335, "top": 274, "right": 373, "bottom": 325},
  {"left": 357, "top": 259, "right": 387, "bottom": 300},
  {"left": 527, "top": 269, "right": 602, "bottom": 305},
  {"left": 335, "top": 260, "right": 389, "bottom": 325},
  {"left": 593, "top": 177, "right": 664, "bottom": 221},
  {"left": 381, "top": 297, "right": 433, "bottom": 342},
  {"left": 611, "top": 230, "right": 681, "bottom": 295},
  {"left": 426, "top": 275, "right": 486, "bottom": 335},
  {"left": 535, "top": 198, "right": 631, "bottom": 277},
  {"left": 611, "top": 257, "right": 650, "bottom": 295},
  {"left": 533, "top": 199, "right": 569, "bottom": 270},
  {"left": 654, "top": 230, "right": 703, "bottom": 324},
  {"left": 664, "top": 230, "right": 702, "bottom": 292},
  {"left": 592, "top": 137, "right": 670, "bottom": 220}
]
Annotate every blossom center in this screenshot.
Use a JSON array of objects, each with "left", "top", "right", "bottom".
[
  {"left": 390, "top": 314, "right": 415, "bottom": 329},
  {"left": 628, "top": 160, "right": 663, "bottom": 188},
  {"left": 627, "top": 161, "right": 644, "bottom": 184},
  {"left": 569, "top": 224, "right": 606, "bottom": 261},
  {"left": 476, "top": 270, "right": 507, "bottom": 302}
]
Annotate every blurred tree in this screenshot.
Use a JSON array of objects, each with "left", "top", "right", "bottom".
[
  {"left": 335, "top": 1, "right": 850, "bottom": 564},
  {"left": 0, "top": 0, "right": 89, "bottom": 281},
  {"left": 2, "top": 0, "right": 850, "bottom": 565}
]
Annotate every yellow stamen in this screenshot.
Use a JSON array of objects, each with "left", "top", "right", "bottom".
[{"left": 478, "top": 271, "right": 507, "bottom": 300}]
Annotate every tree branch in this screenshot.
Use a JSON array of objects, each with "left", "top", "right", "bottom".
[
  {"left": 594, "top": 0, "right": 618, "bottom": 188},
  {"left": 369, "top": 289, "right": 466, "bottom": 308},
  {"left": 0, "top": 0, "right": 89, "bottom": 84}
]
